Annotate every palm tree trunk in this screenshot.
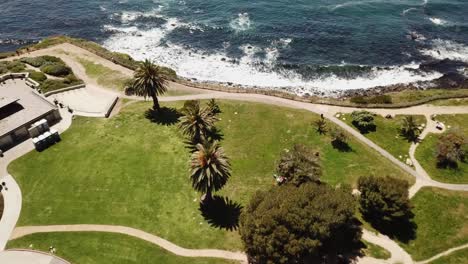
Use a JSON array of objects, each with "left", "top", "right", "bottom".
[{"left": 151, "top": 94, "right": 160, "bottom": 111}]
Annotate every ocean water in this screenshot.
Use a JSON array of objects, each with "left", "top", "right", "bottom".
[{"left": 1, "top": 0, "right": 467, "bottom": 95}]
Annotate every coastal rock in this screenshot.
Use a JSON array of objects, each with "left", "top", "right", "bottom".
[
  {"left": 435, "top": 72, "right": 468, "bottom": 88},
  {"left": 420, "top": 59, "right": 467, "bottom": 74}
]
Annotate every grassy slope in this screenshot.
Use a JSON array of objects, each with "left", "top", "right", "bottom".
[
  {"left": 430, "top": 248, "right": 468, "bottom": 264},
  {"left": 363, "top": 241, "right": 391, "bottom": 260},
  {"left": 77, "top": 57, "right": 130, "bottom": 91},
  {"left": 416, "top": 114, "right": 468, "bottom": 183},
  {"left": 8, "top": 100, "right": 412, "bottom": 251},
  {"left": 341, "top": 114, "right": 426, "bottom": 161},
  {"left": 400, "top": 187, "right": 468, "bottom": 260},
  {"left": 7, "top": 232, "right": 235, "bottom": 264},
  {"left": 430, "top": 98, "right": 468, "bottom": 106}
]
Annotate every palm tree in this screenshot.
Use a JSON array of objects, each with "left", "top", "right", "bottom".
[
  {"left": 131, "top": 59, "right": 167, "bottom": 111},
  {"left": 179, "top": 100, "right": 218, "bottom": 143},
  {"left": 190, "top": 141, "right": 231, "bottom": 202},
  {"left": 400, "top": 116, "right": 421, "bottom": 142}
]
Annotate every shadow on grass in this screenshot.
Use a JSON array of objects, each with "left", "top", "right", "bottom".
[
  {"left": 145, "top": 107, "right": 182, "bottom": 125},
  {"left": 199, "top": 196, "right": 243, "bottom": 231},
  {"left": 352, "top": 122, "right": 376, "bottom": 134},
  {"left": 365, "top": 214, "right": 417, "bottom": 243},
  {"left": 207, "top": 127, "right": 224, "bottom": 141},
  {"left": 332, "top": 140, "right": 352, "bottom": 152}
]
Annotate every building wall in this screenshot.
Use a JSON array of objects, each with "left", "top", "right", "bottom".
[{"left": 0, "top": 109, "right": 62, "bottom": 151}]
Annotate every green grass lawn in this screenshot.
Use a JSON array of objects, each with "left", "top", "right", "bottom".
[
  {"left": 8, "top": 100, "right": 412, "bottom": 251},
  {"left": 400, "top": 187, "right": 468, "bottom": 261},
  {"left": 430, "top": 248, "right": 468, "bottom": 264},
  {"left": 385, "top": 89, "right": 468, "bottom": 104},
  {"left": 340, "top": 113, "right": 426, "bottom": 161},
  {"left": 7, "top": 232, "right": 235, "bottom": 264},
  {"left": 77, "top": 57, "right": 131, "bottom": 91},
  {"left": 416, "top": 114, "right": 468, "bottom": 183},
  {"left": 363, "top": 241, "right": 391, "bottom": 260}
]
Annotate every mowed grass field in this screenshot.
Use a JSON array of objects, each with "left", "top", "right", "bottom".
[
  {"left": 340, "top": 113, "right": 426, "bottom": 161},
  {"left": 400, "top": 187, "right": 468, "bottom": 261},
  {"left": 416, "top": 114, "right": 468, "bottom": 183},
  {"left": 7, "top": 232, "right": 235, "bottom": 264},
  {"left": 8, "top": 100, "right": 412, "bottom": 251}
]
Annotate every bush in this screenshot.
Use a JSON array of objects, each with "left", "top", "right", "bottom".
[
  {"left": 276, "top": 144, "right": 321, "bottom": 186},
  {"left": 39, "top": 79, "right": 69, "bottom": 93},
  {"left": 358, "top": 176, "right": 414, "bottom": 241},
  {"left": 40, "top": 63, "right": 71, "bottom": 77},
  {"left": 28, "top": 71, "right": 47, "bottom": 83},
  {"left": 351, "top": 110, "right": 376, "bottom": 133},
  {"left": 436, "top": 131, "right": 467, "bottom": 168},
  {"left": 2, "top": 60, "right": 26, "bottom": 72},
  {"left": 240, "top": 183, "right": 362, "bottom": 264},
  {"left": 63, "top": 74, "right": 80, "bottom": 84},
  {"left": 20, "top": 56, "right": 65, "bottom": 68},
  {"left": 350, "top": 95, "right": 393, "bottom": 105}
]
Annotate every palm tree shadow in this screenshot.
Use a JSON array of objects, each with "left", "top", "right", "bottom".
[
  {"left": 199, "top": 196, "right": 243, "bottom": 231},
  {"left": 145, "top": 107, "right": 182, "bottom": 125},
  {"left": 208, "top": 127, "right": 224, "bottom": 141}
]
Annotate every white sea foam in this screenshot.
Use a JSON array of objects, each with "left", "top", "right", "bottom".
[
  {"left": 429, "top": 17, "right": 449, "bottom": 26},
  {"left": 103, "top": 23, "right": 442, "bottom": 95},
  {"left": 230, "top": 13, "right": 252, "bottom": 32},
  {"left": 116, "top": 7, "right": 164, "bottom": 23},
  {"left": 420, "top": 39, "right": 468, "bottom": 63},
  {"left": 402, "top": 8, "right": 417, "bottom": 15}
]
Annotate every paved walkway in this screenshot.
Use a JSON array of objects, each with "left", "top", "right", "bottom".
[
  {"left": 11, "top": 225, "right": 248, "bottom": 262},
  {"left": 0, "top": 250, "right": 69, "bottom": 264},
  {"left": 1, "top": 43, "right": 468, "bottom": 264}
]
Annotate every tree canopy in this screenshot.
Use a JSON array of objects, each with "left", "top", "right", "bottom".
[
  {"left": 436, "top": 131, "right": 467, "bottom": 168},
  {"left": 351, "top": 111, "right": 376, "bottom": 133},
  {"left": 239, "top": 183, "right": 362, "bottom": 264},
  {"left": 131, "top": 59, "right": 167, "bottom": 111},
  {"left": 276, "top": 144, "right": 321, "bottom": 186}
]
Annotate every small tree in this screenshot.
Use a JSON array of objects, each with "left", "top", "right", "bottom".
[
  {"left": 358, "top": 176, "right": 414, "bottom": 240},
  {"left": 276, "top": 144, "right": 321, "bottom": 186},
  {"left": 351, "top": 110, "right": 375, "bottom": 133},
  {"left": 179, "top": 100, "right": 219, "bottom": 144},
  {"left": 314, "top": 118, "right": 327, "bottom": 135},
  {"left": 436, "top": 131, "right": 467, "bottom": 168},
  {"left": 240, "top": 183, "right": 362, "bottom": 264},
  {"left": 330, "top": 127, "right": 350, "bottom": 151},
  {"left": 207, "top": 98, "right": 221, "bottom": 115},
  {"left": 400, "top": 116, "right": 421, "bottom": 142},
  {"left": 190, "top": 141, "right": 231, "bottom": 202},
  {"left": 131, "top": 59, "right": 168, "bottom": 111}
]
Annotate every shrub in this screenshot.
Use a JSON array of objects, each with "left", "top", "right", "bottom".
[
  {"left": 358, "top": 176, "right": 414, "bottom": 241},
  {"left": 351, "top": 110, "right": 376, "bottom": 133},
  {"left": 330, "top": 127, "right": 350, "bottom": 151},
  {"left": 369, "top": 95, "right": 392, "bottom": 104},
  {"left": 40, "top": 63, "right": 71, "bottom": 77},
  {"left": 3, "top": 60, "right": 26, "bottom": 72},
  {"left": 28, "top": 71, "right": 47, "bottom": 83},
  {"left": 240, "top": 183, "right": 362, "bottom": 264},
  {"left": 314, "top": 117, "right": 327, "bottom": 134},
  {"left": 39, "top": 79, "right": 69, "bottom": 93},
  {"left": 350, "top": 95, "right": 392, "bottom": 105},
  {"left": 63, "top": 74, "right": 80, "bottom": 84},
  {"left": 0, "top": 65, "right": 7, "bottom": 75},
  {"left": 276, "top": 144, "right": 321, "bottom": 186},
  {"left": 20, "top": 57, "right": 46, "bottom": 67},
  {"left": 436, "top": 131, "right": 467, "bottom": 168},
  {"left": 350, "top": 96, "right": 367, "bottom": 104}
]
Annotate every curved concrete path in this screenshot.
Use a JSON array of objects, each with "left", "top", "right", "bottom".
[
  {"left": 11, "top": 225, "right": 247, "bottom": 262},
  {"left": 0, "top": 250, "right": 70, "bottom": 264}
]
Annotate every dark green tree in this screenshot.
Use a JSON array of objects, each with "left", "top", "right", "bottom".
[
  {"left": 330, "top": 127, "right": 350, "bottom": 151},
  {"left": 190, "top": 140, "right": 231, "bottom": 202},
  {"left": 179, "top": 100, "right": 219, "bottom": 143},
  {"left": 240, "top": 183, "right": 362, "bottom": 264},
  {"left": 400, "top": 116, "right": 421, "bottom": 142},
  {"left": 436, "top": 131, "right": 467, "bottom": 168},
  {"left": 131, "top": 59, "right": 168, "bottom": 111},
  {"left": 276, "top": 144, "right": 321, "bottom": 186},
  {"left": 314, "top": 118, "right": 327, "bottom": 135},
  {"left": 351, "top": 110, "right": 375, "bottom": 133},
  {"left": 358, "top": 176, "right": 414, "bottom": 241}
]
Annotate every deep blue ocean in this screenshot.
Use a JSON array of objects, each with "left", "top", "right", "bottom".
[{"left": 1, "top": 0, "right": 467, "bottom": 94}]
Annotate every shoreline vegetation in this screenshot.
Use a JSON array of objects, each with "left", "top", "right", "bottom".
[{"left": 1, "top": 36, "right": 467, "bottom": 108}]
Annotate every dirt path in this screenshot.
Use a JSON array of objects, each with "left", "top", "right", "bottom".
[{"left": 12, "top": 225, "right": 247, "bottom": 262}]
